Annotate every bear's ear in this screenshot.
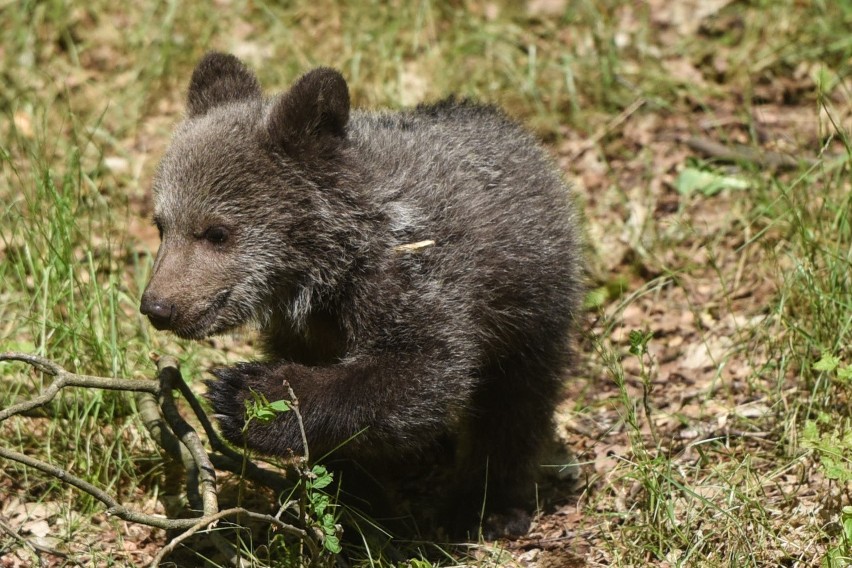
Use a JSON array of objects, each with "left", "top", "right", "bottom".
[
  {"left": 265, "top": 67, "right": 350, "bottom": 155},
  {"left": 186, "top": 52, "right": 262, "bottom": 118}
]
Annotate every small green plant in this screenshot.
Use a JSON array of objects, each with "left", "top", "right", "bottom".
[
  {"left": 804, "top": 355, "right": 852, "bottom": 482},
  {"left": 304, "top": 464, "right": 341, "bottom": 554},
  {"left": 245, "top": 390, "right": 292, "bottom": 424},
  {"left": 628, "top": 328, "right": 657, "bottom": 443},
  {"left": 813, "top": 353, "right": 852, "bottom": 386},
  {"left": 802, "top": 356, "right": 852, "bottom": 567},
  {"left": 243, "top": 390, "right": 343, "bottom": 563},
  {"left": 823, "top": 506, "right": 852, "bottom": 568},
  {"left": 801, "top": 417, "right": 852, "bottom": 483},
  {"left": 627, "top": 328, "right": 653, "bottom": 362}
]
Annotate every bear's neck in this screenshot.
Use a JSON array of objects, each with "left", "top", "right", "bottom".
[{"left": 261, "top": 306, "right": 347, "bottom": 365}]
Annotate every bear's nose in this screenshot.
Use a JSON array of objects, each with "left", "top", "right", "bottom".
[{"left": 140, "top": 295, "right": 175, "bottom": 330}]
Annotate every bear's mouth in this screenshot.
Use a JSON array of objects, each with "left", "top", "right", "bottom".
[{"left": 173, "top": 288, "right": 232, "bottom": 339}]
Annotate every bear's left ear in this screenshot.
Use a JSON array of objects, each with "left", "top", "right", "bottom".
[
  {"left": 265, "top": 67, "right": 350, "bottom": 156},
  {"left": 187, "top": 52, "right": 262, "bottom": 118}
]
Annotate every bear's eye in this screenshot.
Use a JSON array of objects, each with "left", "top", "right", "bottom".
[{"left": 203, "top": 226, "right": 230, "bottom": 245}]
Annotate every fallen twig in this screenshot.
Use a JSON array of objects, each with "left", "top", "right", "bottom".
[
  {"left": 0, "top": 444, "right": 192, "bottom": 530},
  {"left": 0, "top": 515, "right": 67, "bottom": 560},
  {"left": 685, "top": 136, "right": 812, "bottom": 170},
  {"left": 156, "top": 356, "right": 218, "bottom": 517},
  {"left": 149, "top": 506, "right": 311, "bottom": 567},
  {"left": 0, "top": 351, "right": 322, "bottom": 567},
  {"left": 0, "top": 352, "right": 158, "bottom": 422}
]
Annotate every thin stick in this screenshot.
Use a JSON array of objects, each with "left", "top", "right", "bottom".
[
  {"left": 156, "top": 356, "right": 218, "bottom": 516},
  {"left": 0, "top": 352, "right": 158, "bottom": 423},
  {"left": 685, "top": 136, "right": 811, "bottom": 170},
  {"left": 393, "top": 239, "right": 435, "bottom": 253},
  {"left": 149, "top": 507, "right": 312, "bottom": 568},
  {"left": 284, "top": 382, "right": 309, "bottom": 465},
  {"left": 0, "top": 445, "right": 199, "bottom": 530}
]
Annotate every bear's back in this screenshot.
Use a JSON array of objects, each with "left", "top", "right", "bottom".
[{"left": 348, "top": 99, "right": 581, "bottom": 356}]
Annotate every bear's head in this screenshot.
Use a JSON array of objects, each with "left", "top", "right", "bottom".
[{"left": 140, "top": 53, "right": 357, "bottom": 339}]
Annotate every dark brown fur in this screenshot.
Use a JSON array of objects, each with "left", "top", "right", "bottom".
[{"left": 140, "top": 52, "right": 583, "bottom": 539}]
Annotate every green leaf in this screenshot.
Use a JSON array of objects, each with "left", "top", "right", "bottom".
[
  {"left": 676, "top": 167, "right": 749, "bottom": 197},
  {"left": 322, "top": 513, "right": 336, "bottom": 534},
  {"left": 802, "top": 420, "right": 819, "bottom": 443},
  {"left": 583, "top": 287, "right": 608, "bottom": 309},
  {"left": 268, "top": 399, "right": 291, "bottom": 413},
  {"left": 323, "top": 533, "right": 341, "bottom": 554},
  {"left": 837, "top": 366, "right": 852, "bottom": 382},
  {"left": 817, "top": 411, "right": 833, "bottom": 425},
  {"left": 814, "top": 354, "right": 841, "bottom": 372},
  {"left": 628, "top": 329, "right": 653, "bottom": 357},
  {"left": 821, "top": 455, "right": 852, "bottom": 482},
  {"left": 841, "top": 506, "right": 852, "bottom": 541},
  {"left": 312, "top": 472, "right": 333, "bottom": 490},
  {"left": 253, "top": 407, "right": 276, "bottom": 422},
  {"left": 311, "top": 493, "right": 330, "bottom": 515}
]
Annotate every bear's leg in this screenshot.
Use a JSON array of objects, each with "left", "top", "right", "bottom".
[
  {"left": 205, "top": 351, "right": 477, "bottom": 463},
  {"left": 448, "top": 355, "right": 566, "bottom": 540}
]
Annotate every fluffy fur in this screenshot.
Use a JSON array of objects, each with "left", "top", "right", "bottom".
[{"left": 141, "top": 52, "right": 583, "bottom": 538}]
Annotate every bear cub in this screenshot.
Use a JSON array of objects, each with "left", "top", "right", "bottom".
[{"left": 140, "top": 52, "right": 582, "bottom": 539}]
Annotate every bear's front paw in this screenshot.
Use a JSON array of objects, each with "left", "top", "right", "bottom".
[
  {"left": 205, "top": 362, "right": 269, "bottom": 445},
  {"left": 205, "top": 362, "right": 307, "bottom": 457}
]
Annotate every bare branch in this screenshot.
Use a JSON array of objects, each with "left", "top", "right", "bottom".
[
  {"left": 0, "top": 352, "right": 157, "bottom": 423},
  {"left": 156, "top": 356, "right": 218, "bottom": 517},
  {"left": 684, "top": 137, "right": 812, "bottom": 170},
  {"left": 0, "top": 351, "right": 323, "bottom": 566},
  {"left": 135, "top": 390, "right": 197, "bottom": 513},
  {"left": 0, "top": 444, "right": 195, "bottom": 530},
  {"left": 149, "top": 506, "right": 311, "bottom": 568},
  {"left": 285, "top": 382, "right": 310, "bottom": 465}
]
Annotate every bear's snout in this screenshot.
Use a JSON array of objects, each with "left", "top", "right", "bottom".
[{"left": 140, "top": 293, "right": 176, "bottom": 330}]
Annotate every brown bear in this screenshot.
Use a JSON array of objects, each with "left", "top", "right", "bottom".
[{"left": 140, "top": 52, "right": 582, "bottom": 539}]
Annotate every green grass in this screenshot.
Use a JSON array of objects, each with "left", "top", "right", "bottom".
[{"left": 1, "top": 0, "right": 851, "bottom": 566}]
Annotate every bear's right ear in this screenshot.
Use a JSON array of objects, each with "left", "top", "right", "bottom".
[
  {"left": 265, "top": 67, "right": 350, "bottom": 156},
  {"left": 186, "top": 52, "right": 262, "bottom": 118}
]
